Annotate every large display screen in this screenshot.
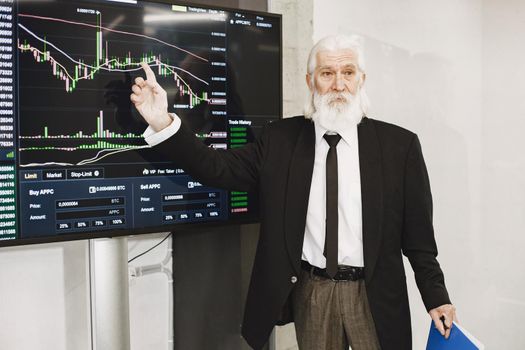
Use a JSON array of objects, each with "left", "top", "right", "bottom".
[{"left": 0, "top": 0, "right": 281, "bottom": 246}]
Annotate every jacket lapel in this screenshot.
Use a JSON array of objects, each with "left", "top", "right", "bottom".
[
  {"left": 358, "top": 118, "right": 384, "bottom": 283},
  {"left": 284, "top": 120, "right": 315, "bottom": 275}
]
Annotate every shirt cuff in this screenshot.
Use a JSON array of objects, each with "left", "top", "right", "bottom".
[{"left": 143, "top": 113, "right": 182, "bottom": 146}]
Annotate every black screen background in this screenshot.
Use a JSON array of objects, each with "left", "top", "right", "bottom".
[{"left": 0, "top": 0, "right": 281, "bottom": 247}]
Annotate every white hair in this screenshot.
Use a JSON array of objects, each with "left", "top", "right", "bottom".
[{"left": 307, "top": 34, "right": 366, "bottom": 75}]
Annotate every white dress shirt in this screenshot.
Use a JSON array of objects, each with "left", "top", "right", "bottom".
[
  {"left": 144, "top": 115, "right": 364, "bottom": 267},
  {"left": 143, "top": 113, "right": 180, "bottom": 146},
  {"left": 301, "top": 122, "right": 364, "bottom": 268}
]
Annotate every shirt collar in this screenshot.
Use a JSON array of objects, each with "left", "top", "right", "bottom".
[{"left": 314, "top": 121, "right": 357, "bottom": 147}]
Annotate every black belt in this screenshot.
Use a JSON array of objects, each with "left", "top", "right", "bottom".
[{"left": 301, "top": 260, "right": 364, "bottom": 281}]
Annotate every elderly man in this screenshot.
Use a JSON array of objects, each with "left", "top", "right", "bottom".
[{"left": 130, "top": 35, "right": 456, "bottom": 350}]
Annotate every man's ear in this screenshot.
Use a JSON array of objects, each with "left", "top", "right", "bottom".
[
  {"left": 360, "top": 72, "right": 366, "bottom": 87},
  {"left": 306, "top": 74, "right": 313, "bottom": 92}
]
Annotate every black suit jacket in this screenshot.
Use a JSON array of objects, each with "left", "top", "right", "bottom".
[{"left": 155, "top": 116, "right": 451, "bottom": 350}]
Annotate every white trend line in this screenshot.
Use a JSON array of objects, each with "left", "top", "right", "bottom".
[
  {"left": 18, "top": 23, "right": 210, "bottom": 85},
  {"left": 19, "top": 145, "right": 151, "bottom": 167},
  {"left": 19, "top": 13, "right": 208, "bottom": 62},
  {"left": 20, "top": 162, "right": 74, "bottom": 167},
  {"left": 77, "top": 145, "right": 151, "bottom": 166}
]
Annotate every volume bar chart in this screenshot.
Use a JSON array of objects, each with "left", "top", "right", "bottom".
[{"left": 21, "top": 111, "right": 143, "bottom": 140}]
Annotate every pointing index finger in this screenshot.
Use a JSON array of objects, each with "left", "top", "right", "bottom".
[{"left": 140, "top": 62, "right": 157, "bottom": 83}]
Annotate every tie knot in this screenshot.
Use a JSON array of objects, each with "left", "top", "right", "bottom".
[{"left": 323, "top": 133, "right": 342, "bottom": 147}]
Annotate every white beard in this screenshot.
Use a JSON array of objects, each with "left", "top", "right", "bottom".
[{"left": 304, "top": 90, "right": 365, "bottom": 133}]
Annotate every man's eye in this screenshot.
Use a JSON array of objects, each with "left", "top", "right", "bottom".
[
  {"left": 343, "top": 71, "right": 354, "bottom": 76},
  {"left": 321, "top": 71, "right": 333, "bottom": 77}
]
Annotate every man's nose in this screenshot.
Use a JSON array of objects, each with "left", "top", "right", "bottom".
[{"left": 332, "top": 73, "right": 345, "bottom": 91}]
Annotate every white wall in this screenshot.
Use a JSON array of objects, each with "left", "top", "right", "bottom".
[
  {"left": 480, "top": 0, "right": 525, "bottom": 347},
  {"left": 0, "top": 241, "right": 92, "bottom": 350},
  {"left": 0, "top": 233, "right": 173, "bottom": 350},
  {"left": 311, "top": 0, "right": 525, "bottom": 349}
]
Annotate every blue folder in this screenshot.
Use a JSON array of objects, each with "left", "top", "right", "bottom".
[{"left": 426, "top": 321, "right": 480, "bottom": 350}]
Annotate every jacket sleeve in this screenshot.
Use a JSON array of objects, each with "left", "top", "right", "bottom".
[
  {"left": 401, "top": 134, "right": 451, "bottom": 311},
  {"left": 152, "top": 121, "right": 269, "bottom": 192}
]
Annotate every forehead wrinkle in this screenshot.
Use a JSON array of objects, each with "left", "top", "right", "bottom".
[
  {"left": 327, "top": 54, "right": 356, "bottom": 61},
  {"left": 316, "top": 63, "right": 358, "bottom": 71},
  {"left": 316, "top": 51, "right": 359, "bottom": 70},
  {"left": 318, "top": 49, "right": 357, "bottom": 59}
]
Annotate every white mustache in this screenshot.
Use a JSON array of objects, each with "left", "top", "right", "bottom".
[{"left": 324, "top": 92, "right": 354, "bottom": 106}]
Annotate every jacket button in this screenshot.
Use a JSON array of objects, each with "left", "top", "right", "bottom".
[{"left": 291, "top": 276, "right": 298, "bottom": 284}]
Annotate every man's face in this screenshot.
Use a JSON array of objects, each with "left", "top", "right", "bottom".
[{"left": 307, "top": 49, "right": 364, "bottom": 101}]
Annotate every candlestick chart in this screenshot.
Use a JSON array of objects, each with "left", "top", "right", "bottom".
[{"left": 16, "top": 1, "right": 225, "bottom": 167}]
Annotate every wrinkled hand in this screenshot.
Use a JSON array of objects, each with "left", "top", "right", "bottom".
[
  {"left": 429, "top": 304, "right": 457, "bottom": 339},
  {"left": 130, "top": 62, "right": 171, "bottom": 131}
]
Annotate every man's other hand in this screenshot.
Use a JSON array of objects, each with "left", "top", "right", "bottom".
[
  {"left": 130, "top": 62, "right": 171, "bottom": 132},
  {"left": 429, "top": 304, "right": 457, "bottom": 339}
]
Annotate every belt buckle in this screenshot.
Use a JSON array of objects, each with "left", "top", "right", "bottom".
[
  {"left": 332, "top": 266, "right": 359, "bottom": 281},
  {"left": 331, "top": 266, "right": 347, "bottom": 282}
]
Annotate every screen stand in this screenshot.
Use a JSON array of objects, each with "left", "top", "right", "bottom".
[{"left": 89, "top": 237, "right": 131, "bottom": 350}]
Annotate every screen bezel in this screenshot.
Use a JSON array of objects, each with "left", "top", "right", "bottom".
[{"left": 0, "top": 0, "right": 282, "bottom": 248}]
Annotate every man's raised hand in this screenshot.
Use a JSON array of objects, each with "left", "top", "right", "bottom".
[{"left": 130, "top": 62, "right": 171, "bottom": 131}]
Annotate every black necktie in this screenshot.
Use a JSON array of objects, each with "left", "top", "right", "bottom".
[{"left": 323, "top": 133, "right": 341, "bottom": 278}]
